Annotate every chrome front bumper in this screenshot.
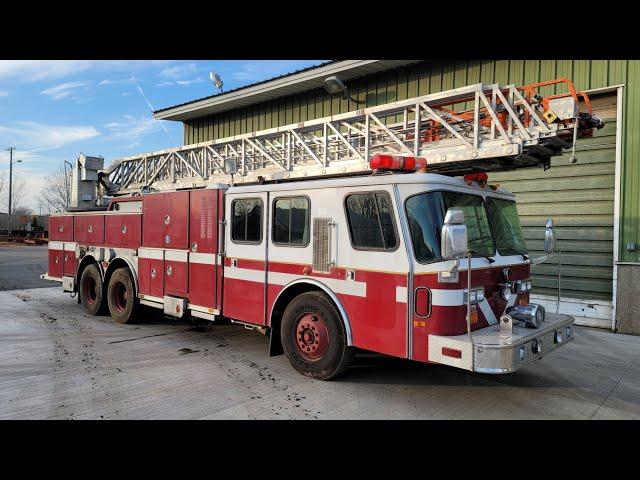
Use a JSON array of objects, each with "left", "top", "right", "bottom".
[{"left": 428, "top": 313, "right": 575, "bottom": 374}]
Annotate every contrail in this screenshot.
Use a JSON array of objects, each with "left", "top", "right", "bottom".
[{"left": 131, "top": 76, "right": 176, "bottom": 145}]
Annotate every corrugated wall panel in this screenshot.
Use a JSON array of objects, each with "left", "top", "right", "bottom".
[
  {"left": 491, "top": 118, "right": 616, "bottom": 300},
  {"left": 181, "top": 60, "right": 640, "bottom": 265}
]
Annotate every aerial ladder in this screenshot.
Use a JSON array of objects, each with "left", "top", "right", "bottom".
[{"left": 71, "top": 78, "right": 603, "bottom": 204}]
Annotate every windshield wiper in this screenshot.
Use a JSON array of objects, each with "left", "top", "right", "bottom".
[
  {"left": 501, "top": 248, "right": 529, "bottom": 261},
  {"left": 469, "top": 250, "right": 495, "bottom": 264}
]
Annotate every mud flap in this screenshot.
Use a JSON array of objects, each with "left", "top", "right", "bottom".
[{"left": 269, "top": 329, "right": 284, "bottom": 356}]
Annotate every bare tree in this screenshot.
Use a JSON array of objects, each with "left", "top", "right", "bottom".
[
  {"left": 0, "top": 173, "right": 28, "bottom": 214},
  {"left": 35, "top": 168, "right": 69, "bottom": 214},
  {"left": 9, "top": 175, "right": 27, "bottom": 213},
  {"left": 0, "top": 169, "right": 6, "bottom": 209},
  {"left": 13, "top": 206, "right": 33, "bottom": 215}
]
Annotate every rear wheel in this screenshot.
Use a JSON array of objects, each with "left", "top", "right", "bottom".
[
  {"left": 79, "top": 264, "right": 105, "bottom": 316},
  {"left": 281, "top": 291, "right": 354, "bottom": 380},
  {"left": 107, "top": 268, "right": 139, "bottom": 324}
]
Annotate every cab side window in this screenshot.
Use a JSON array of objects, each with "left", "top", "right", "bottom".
[
  {"left": 273, "top": 196, "right": 310, "bottom": 246},
  {"left": 345, "top": 191, "right": 398, "bottom": 251},
  {"left": 231, "top": 198, "right": 262, "bottom": 244}
]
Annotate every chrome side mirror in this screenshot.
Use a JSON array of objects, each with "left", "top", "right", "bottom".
[
  {"left": 544, "top": 217, "right": 556, "bottom": 254},
  {"left": 441, "top": 208, "right": 468, "bottom": 260}
]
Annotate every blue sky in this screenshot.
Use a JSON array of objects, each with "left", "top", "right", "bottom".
[{"left": 0, "top": 60, "right": 326, "bottom": 210}]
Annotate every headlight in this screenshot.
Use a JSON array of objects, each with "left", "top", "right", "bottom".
[
  {"left": 566, "top": 326, "right": 572, "bottom": 338},
  {"left": 476, "top": 288, "right": 485, "bottom": 302},
  {"left": 514, "top": 280, "right": 523, "bottom": 293},
  {"left": 501, "top": 286, "right": 512, "bottom": 302},
  {"left": 554, "top": 330, "right": 563, "bottom": 344},
  {"left": 526, "top": 280, "right": 533, "bottom": 291},
  {"left": 470, "top": 290, "right": 477, "bottom": 303}
]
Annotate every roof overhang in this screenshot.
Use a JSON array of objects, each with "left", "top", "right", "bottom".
[{"left": 153, "top": 60, "right": 423, "bottom": 122}]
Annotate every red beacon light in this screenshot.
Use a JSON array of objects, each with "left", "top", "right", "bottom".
[
  {"left": 369, "top": 154, "right": 427, "bottom": 172},
  {"left": 464, "top": 172, "right": 488, "bottom": 187}
]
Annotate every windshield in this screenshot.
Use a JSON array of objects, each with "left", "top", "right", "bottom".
[
  {"left": 485, "top": 197, "right": 528, "bottom": 255},
  {"left": 405, "top": 191, "right": 495, "bottom": 263}
]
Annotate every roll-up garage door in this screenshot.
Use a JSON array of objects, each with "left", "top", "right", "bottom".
[{"left": 489, "top": 91, "right": 617, "bottom": 328}]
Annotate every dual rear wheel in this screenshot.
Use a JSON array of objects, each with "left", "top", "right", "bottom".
[{"left": 79, "top": 264, "right": 138, "bottom": 324}]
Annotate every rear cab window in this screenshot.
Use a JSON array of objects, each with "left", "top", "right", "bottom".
[{"left": 231, "top": 198, "right": 263, "bottom": 244}]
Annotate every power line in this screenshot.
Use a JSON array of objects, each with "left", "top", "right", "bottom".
[{"left": 131, "top": 76, "right": 176, "bottom": 145}]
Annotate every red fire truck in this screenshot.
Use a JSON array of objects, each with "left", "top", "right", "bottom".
[{"left": 42, "top": 78, "right": 603, "bottom": 379}]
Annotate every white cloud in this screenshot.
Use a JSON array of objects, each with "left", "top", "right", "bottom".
[
  {"left": 0, "top": 121, "right": 100, "bottom": 151},
  {"left": 41, "top": 81, "right": 89, "bottom": 100},
  {"left": 156, "top": 77, "right": 203, "bottom": 87},
  {"left": 159, "top": 63, "right": 198, "bottom": 79},
  {"left": 98, "top": 76, "right": 137, "bottom": 86},
  {"left": 0, "top": 60, "right": 174, "bottom": 83},
  {"left": 104, "top": 114, "right": 162, "bottom": 149},
  {"left": 0, "top": 91, "right": 8, "bottom": 97},
  {"left": 0, "top": 60, "right": 93, "bottom": 82}
]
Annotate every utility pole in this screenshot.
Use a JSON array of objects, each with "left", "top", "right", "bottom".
[{"left": 5, "top": 147, "right": 22, "bottom": 238}]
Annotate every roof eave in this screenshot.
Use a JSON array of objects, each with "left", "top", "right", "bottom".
[{"left": 153, "top": 60, "right": 422, "bottom": 122}]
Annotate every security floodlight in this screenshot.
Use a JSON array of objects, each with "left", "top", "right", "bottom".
[
  {"left": 210, "top": 72, "right": 224, "bottom": 93},
  {"left": 323, "top": 75, "right": 365, "bottom": 104},
  {"left": 323, "top": 76, "right": 347, "bottom": 96}
]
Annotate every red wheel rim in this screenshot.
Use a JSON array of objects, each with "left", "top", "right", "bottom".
[
  {"left": 114, "top": 282, "right": 128, "bottom": 312},
  {"left": 294, "top": 312, "right": 330, "bottom": 361},
  {"left": 85, "top": 277, "right": 97, "bottom": 305}
]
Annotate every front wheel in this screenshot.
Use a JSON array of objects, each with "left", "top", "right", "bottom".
[
  {"left": 281, "top": 292, "right": 354, "bottom": 380},
  {"left": 106, "top": 268, "right": 139, "bottom": 324}
]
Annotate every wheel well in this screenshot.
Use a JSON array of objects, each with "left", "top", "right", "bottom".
[
  {"left": 268, "top": 282, "right": 350, "bottom": 357},
  {"left": 103, "top": 258, "right": 136, "bottom": 294},
  {"left": 76, "top": 256, "right": 102, "bottom": 302}
]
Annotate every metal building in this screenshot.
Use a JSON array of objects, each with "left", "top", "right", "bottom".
[{"left": 153, "top": 60, "right": 639, "bottom": 334}]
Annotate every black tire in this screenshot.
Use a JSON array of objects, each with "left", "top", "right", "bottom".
[
  {"left": 106, "top": 268, "right": 139, "bottom": 324},
  {"left": 79, "top": 263, "right": 106, "bottom": 316},
  {"left": 281, "top": 291, "right": 354, "bottom": 380}
]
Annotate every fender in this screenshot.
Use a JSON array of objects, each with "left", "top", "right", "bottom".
[
  {"left": 103, "top": 254, "right": 139, "bottom": 294},
  {"left": 76, "top": 254, "right": 105, "bottom": 283},
  {"left": 270, "top": 278, "right": 353, "bottom": 346}
]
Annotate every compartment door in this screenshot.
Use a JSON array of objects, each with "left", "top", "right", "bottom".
[
  {"left": 62, "top": 243, "right": 78, "bottom": 277},
  {"left": 106, "top": 214, "right": 142, "bottom": 248},
  {"left": 188, "top": 189, "right": 220, "bottom": 309},
  {"left": 142, "top": 194, "right": 166, "bottom": 248},
  {"left": 164, "top": 191, "right": 189, "bottom": 250},
  {"left": 138, "top": 248, "right": 164, "bottom": 300},
  {"left": 48, "top": 244, "right": 63, "bottom": 278},
  {"left": 50, "top": 216, "right": 73, "bottom": 241}
]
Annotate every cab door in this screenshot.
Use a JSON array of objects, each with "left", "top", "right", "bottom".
[{"left": 222, "top": 192, "right": 268, "bottom": 325}]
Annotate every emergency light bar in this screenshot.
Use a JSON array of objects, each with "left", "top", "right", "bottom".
[{"left": 369, "top": 154, "right": 427, "bottom": 172}]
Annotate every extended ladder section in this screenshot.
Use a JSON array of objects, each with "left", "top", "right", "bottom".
[{"left": 103, "top": 78, "right": 603, "bottom": 195}]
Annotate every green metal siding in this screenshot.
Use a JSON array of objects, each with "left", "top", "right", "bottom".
[
  {"left": 490, "top": 120, "right": 616, "bottom": 300},
  {"left": 182, "top": 60, "right": 640, "bottom": 269}
]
